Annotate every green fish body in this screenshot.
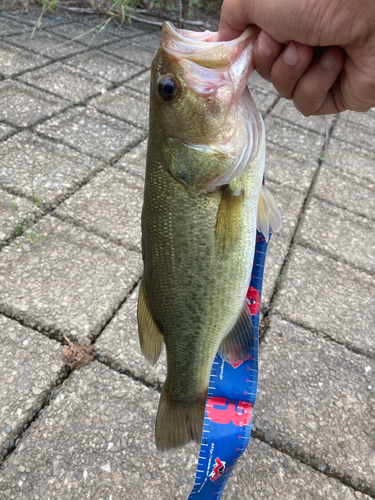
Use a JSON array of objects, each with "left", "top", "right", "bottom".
[{"left": 138, "top": 22, "right": 281, "bottom": 450}]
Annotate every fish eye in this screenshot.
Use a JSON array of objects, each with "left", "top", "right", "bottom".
[{"left": 158, "top": 76, "right": 179, "bottom": 102}]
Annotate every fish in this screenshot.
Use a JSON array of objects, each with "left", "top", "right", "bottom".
[{"left": 137, "top": 21, "right": 281, "bottom": 451}]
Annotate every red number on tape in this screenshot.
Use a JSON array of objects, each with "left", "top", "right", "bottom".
[{"left": 207, "top": 397, "right": 253, "bottom": 426}]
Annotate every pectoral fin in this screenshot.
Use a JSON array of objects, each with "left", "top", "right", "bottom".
[
  {"left": 215, "top": 185, "right": 244, "bottom": 254},
  {"left": 137, "top": 280, "right": 164, "bottom": 366},
  {"left": 257, "top": 184, "right": 282, "bottom": 242},
  {"left": 218, "top": 302, "right": 254, "bottom": 364}
]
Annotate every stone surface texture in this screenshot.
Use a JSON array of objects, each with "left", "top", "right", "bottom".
[{"left": 0, "top": 8, "right": 374, "bottom": 500}]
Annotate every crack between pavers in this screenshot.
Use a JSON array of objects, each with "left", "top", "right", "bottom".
[
  {"left": 251, "top": 429, "right": 375, "bottom": 498},
  {"left": 261, "top": 94, "right": 281, "bottom": 121},
  {"left": 312, "top": 194, "right": 375, "bottom": 223},
  {"left": 266, "top": 114, "right": 329, "bottom": 137}
]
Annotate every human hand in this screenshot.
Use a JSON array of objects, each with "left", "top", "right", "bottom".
[{"left": 216, "top": 0, "right": 375, "bottom": 115}]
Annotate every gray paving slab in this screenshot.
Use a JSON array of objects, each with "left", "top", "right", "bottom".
[
  {"left": 7, "top": 31, "right": 86, "bottom": 59},
  {"left": 271, "top": 98, "right": 328, "bottom": 134},
  {"left": 64, "top": 49, "right": 140, "bottom": 83},
  {"left": 313, "top": 165, "right": 375, "bottom": 220},
  {"left": 251, "top": 86, "right": 279, "bottom": 117},
  {"left": 1, "top": 8, "right": 69, "bottom": 28},
  {"left": 91, "top": 86, "right": 149, "bottom": 129},
  {"left": 0, "top": 215, "right": 142, "bottom": 343},
  {"left": 133, "top": 29, "right": 162, "bottom": 50},
  {"left": 19, "top": 61, "right": 108, "bottom": 104},
  {"left": 333, "top": 110, "right": 375, "bottom": 152},
  {"left": 46, "top": 20, "right": 121, "bottom": 47},
  {"left": 101, "top": 39, "right": 156, "bottom": 67},
  {"left": 124, "top": 69, "right": 150, "bottom": 95},
  {"left": 223, "top": 439, "right": 371, "bottom": 500},
  {"left": 273, "top": 245, "right": 375, "bottom": 357},
  {"left": 115, "top": 137, "right": 147, "bottom": 177},
  {"left": 0, "top": 17, "right": 31, "bottom": 37},
  {"left": 0, "top": 41, "right": 50, "bottom": 78},
  {"left": 95, "top": 284, "right": 167, "bottom": 388},
  {"left": 0, "top": 131, "right": 104, "bottom": 209},
  {"left": 253, "top": 316, "right": 375, "bottom": 492},
  {"left": 296, "top": 197, "right": 375, "bottom": 274},
  {"left": 55, "top": 168, "right": 144, "bottom": 251},
  {"left": 0, "top": 189, "right": 40, "bottom": 243},
  {"left": 265, "top": 115, "right": 325, "bottom": 156},
  {"left": 265, "top": 141, "right": 319, "bottom": 194},
  {"left": 0, "top": 123, "right": 16, "bottom": 141},
  {"left": 0, "top": 314, "right": 67, "bottom": 461},
  {"left": 0, "top": 361, "right": 198, "bottom": 500},
  {"left": 325, "top": 137, "right": 375, "bottom": 183},
  {"left": 36, "top": 107, "right": 145, "bottom": 161},
  {"left": 0, "top": 80, "right": 66, "bottom": 128},
  {"left": 249, "top": 69, "right": 277, "bottom": 93}
]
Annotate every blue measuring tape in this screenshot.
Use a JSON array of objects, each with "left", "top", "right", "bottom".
[{"left": 188, "top": 228, "right": 271, "bottom": 499}]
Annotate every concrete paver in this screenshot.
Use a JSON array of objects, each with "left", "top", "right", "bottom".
[
  {"left": 55, "top": 168, "right": 144, "bottom": 250},
  {"left": 46, "top": 20, "right": 122, "bottom": 47},
  {"left": 313, "top": 165, "right": 375, "bottom": 220},
  {"left": 125, "top": 69, "right": 151, "bottom": 95},
  {"left": 0, "top": 314, "right": 67, "bottom": 461},
  {"left": 271, "top": 98, "right": 328, "bottom": 134},
  {"left": 296, "top": 197, "right": 375, "bottom": 274},
  {"left": 0, "top": 216, "right": 142, "bottom": 344},
  {"left": 0, "top": 131, "right": 104, "bottom": 208},
  {"left": 273, "top": 245, "right": 375, "bottom": 357},
  {"left": 37, "top": 107, "right": 146, "bottom": 161},
  {"left": 0, "top": 18, "right": 31, "bottom": 37},
  {"left": 325, "top": 137, "right": 375, "bottom": 183},
  {"left": 0, "top": 190, "right": 40, "bottom": 243},
  {"left": 115, "top": 137, "right": 147, "bottom": 177},
  {"left": 7, "top": 31, "right": 85, "bottom": 59},
  {"left": 101, "top": 40, "right": 156, "bottom": 67},
  {"left": 253, "top": 316, "right": 375, "bottom": 492},
  {"left": 19, "top": 61, "right": 108, "bottom": 104},
  {"left": 0, "top": 123, "right": 16, "bottom": 141},
  {"left": 91, "top": 86, "right": 149, "bottom": 129},
  {"left": 0, "top": 80, "right": 66, "bottom": 127},
  {"left": 251, "top": 87, "right": 279, "bottom": 117},
  {"left": 333, "top": 110, "right": 375, "bottom": 152},
  {"left": 0, "top": 42, "right": 50, "bottom": 78},
  {"left": 64, "top": 49, "right": 140, "bottom": 83}
]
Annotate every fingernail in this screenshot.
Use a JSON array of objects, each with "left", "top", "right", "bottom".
[
  {"left": 283, "top": 42, "right": 299, "bottom": 66},
  {"left": 257, "top": 31, "right": 273, "bottom": 58},
  {"left": 319, "top": 50, "right": 336, "bottom": 70}
]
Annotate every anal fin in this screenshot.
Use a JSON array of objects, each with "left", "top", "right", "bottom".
[
  {"left": 215, "top": 185, "right": 244, "bottom": 254},
  {"left": 137, "top": 279, "right": 164, "bottom": 366},
  {"left": 218, "top": 302, "right": 254, "bottom": 364}
]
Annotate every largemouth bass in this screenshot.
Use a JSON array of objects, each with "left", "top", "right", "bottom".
[{"left": 137, "top": 22, "right": 281, "bottom": 451}]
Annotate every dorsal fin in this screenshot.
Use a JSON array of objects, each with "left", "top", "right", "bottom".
[{"left": 218, "top": 302, "right": 254, "bottom": 364}]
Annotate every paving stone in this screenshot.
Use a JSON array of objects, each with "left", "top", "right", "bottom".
[
  {"left": 325, "top": 137, "right": 375, "bottom": 183},
  {"left": 37, "top": 107, "right": 145, "bottom": 161},
  {"left": 0, "top": 361, "right": 198, "bottom": 500},
  {"left": 134, "top": 29, "right": 162, "bottom": 50},
  {"left": 0, "top": 81, "right": 66, "bottom": 128},
  {"left": 0, "top": 189, "right": 40, "bottom": 243},
  {"left": 333, "top": 110, "right": 375, "bottom": 152},
  {"left": 265, "top": 116, "right": 325, "bottom": 156},
  {"left": 265, "top": 141, "right": 319, "bottom": 194},
  {"left": 115, "top": 137, "right": 147, "bottom": 177},
  {"left": 91, "top": 86, "right": 149, "bottom": 129},
  {"left": 0, "top": 131, "right": 104, "bottom": 209},
  {"left": 313, "top": 165, "right": 375, "bottom": 220},
  {"left": 101, "top": 40, "right": 156, "bottom": 67},
  {"left": 124, "top": 69, "right": 150, "bottom": 95},
  {"left": 251, "top": 87, "right": 279, "bottom": 117},
  {"left": 0, "top": 41, "right": 50, "bottom": 78},
  {"left": 0, "top": 17, "right": 31, "bottom": 37},
  {"left": 46, "top": 20, "right": 121, "bottom": 47},
  {"left": 64, "top": 49, "right": 140, "bottom": 83},
  {"left": 271, "top": 98, "right": 328, "bottom": 134},
  {"left": 253, "top": 316, "right": 375, "bottom": 492},
  {"left": 19, "top": 61, "right": 108, "bottom": 104},
  {"left": 0, "top": 216, "right": 142, "bottom": 344},
  {"left": 95, "top": 284, "right": 167, "bottom": 388},
  {"left": 0, "top": 123, "right": 16, "bottom": 141},
  {"left": 0, "top": 315, "right": 67, "bottom": 461},
  {"left": 249, "top": 69, "right": 277, "bottom": 93},
  {"left": 1, "top": 8, "right": 69, "bottom": 28},
  {"left": 55, "top": 168, "right": 144, "bottom": 250},
  {"left": 296, "top": 197, "right": 375, "bottom": 274},
  {"left": 7, "top": 31, "right": 86, "bottom": 59},
  {"left": 273, "top": 245, "right": 375, "bottom": 357},
  {"left": 222, "top": 439, "right": 371, "bottom": 500}
]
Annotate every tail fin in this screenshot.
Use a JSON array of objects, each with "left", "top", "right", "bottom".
[{"left": 155, "top": 388, "right": 206, "bottom": 451}]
